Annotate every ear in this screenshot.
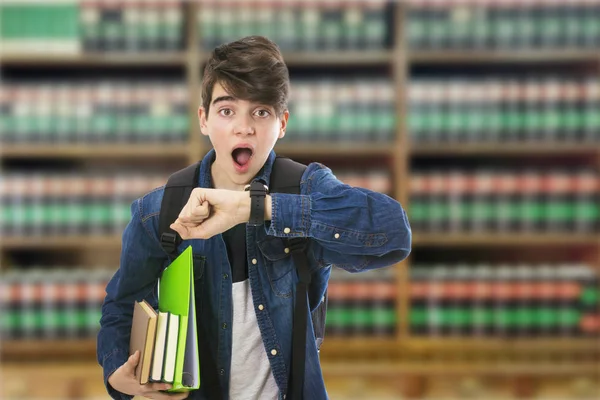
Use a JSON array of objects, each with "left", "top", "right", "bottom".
[
  {"left": 278, "top": 110, "right": 289, "bottom": 139},
  {"left": 198, "top": 106, "right": 209, "bottom": 137}
]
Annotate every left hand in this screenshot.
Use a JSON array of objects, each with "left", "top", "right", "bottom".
[{"left": 170, "top": 188, "right": 249, "bottom": 239}]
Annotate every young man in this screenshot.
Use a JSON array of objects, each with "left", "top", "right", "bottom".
[{"left": 98, "top": 36, "right": 411, "bottom": 400}]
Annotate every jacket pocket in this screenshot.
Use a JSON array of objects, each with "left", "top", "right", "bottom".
[
  {"left": 192, "top": 254, "right": 206, "bottom": 280},
  {"left": 192, "top": 254, "right": 205, "bottom": 315},
  {"left": 257, "top": 236, "right": 294, "bottom": 298}
]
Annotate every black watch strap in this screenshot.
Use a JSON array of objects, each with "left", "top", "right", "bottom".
[{"left": 246, "top": 180, "right": 268, "bottom": 226}]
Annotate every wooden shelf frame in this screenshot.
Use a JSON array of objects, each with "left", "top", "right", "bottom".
[
  {"left": 0, "top": 144, "right": 190, "bottom": 159},
  {"left": 409, "top": 50, "right": 600, "bottom": 65}
]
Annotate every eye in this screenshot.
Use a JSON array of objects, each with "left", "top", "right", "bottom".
[
  {"left": 219, "top": 108, "right": 233, "bottom": 117},
  {"left": 254, "top": 109, "right": 271, "bottom": 118}
]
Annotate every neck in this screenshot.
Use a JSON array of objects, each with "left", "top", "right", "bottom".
[{"left": 210, "top": 162, "right": 249, "bottom": 191}]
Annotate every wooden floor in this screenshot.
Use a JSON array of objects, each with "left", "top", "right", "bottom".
[{"left": 2, "top": 362, "right": 599, "bottom": 399}]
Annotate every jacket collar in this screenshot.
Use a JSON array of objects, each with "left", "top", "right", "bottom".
[{"left": 199, "top": 149, "right": 276, "bottom": 189}]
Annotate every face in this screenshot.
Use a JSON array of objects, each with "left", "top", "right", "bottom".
[{"left": 198, "top": 82, "right": 288, "bottom": 189}]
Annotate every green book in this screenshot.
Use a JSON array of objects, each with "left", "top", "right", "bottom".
[{"left": 157, "top": 245, "right": 200, "bottom": 392}]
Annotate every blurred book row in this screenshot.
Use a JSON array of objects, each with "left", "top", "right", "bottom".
[
  {"left": 409, "top": 78, "right": 600, "bottom": 143},
  {"left": 1, "top": 173, "right": 168, "bottom": 236},
  {"left": 0, "top": 79, "right": 396, "bottom": 145},
  {"left": 198, "top": 0, "right": 390, "bottom": 51},
  {"left": 410, "top": 170, "right": 600, "bottom": 233},
  {"left": 326, "top": 267, "right": 396, "bottom": 337},
  {"left": 0, "top": 0, "right": 390, "bottom": 54},
  {"left": 407, "top": 0, "right": 600, "bottom": 50},
  {"left": 0, "top": 81, "right": 189, "bottom": 144},
  {"left": 0, "top": 170, "right": 390, "bottom": 237},
  {"left": 409, "top": 263, "right": 599, "bottom": 337},
  {"left": 1, "top": 268, "right": 112, "bottom": 340},
  {"left": 287, "top": 79, "right": 395, "bottom": 143}
]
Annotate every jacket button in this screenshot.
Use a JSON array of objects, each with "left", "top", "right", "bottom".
[
  {"left": 219, "top": 369, "right": 225, "bottom": 375},
  {"left": 252, "top": 258, "right": 258, "bottom": 265},
  {"left": 334, "top": 233, "right": 340, "bottom": 239},
  {"left": 222, "top": 323, "right": 227, "bottom": 329},
  {"left": 284, "top": 247, "right": 290, "bottom": 254},
  {"left": 271, "top": 349, "right": 277, "bottom": 356},
  {"left": 284, "top": 227, "right": 291, "bottom": 234},
  {"left": 223, "top": 273, "right": 228, "bottom": 279},
  {"left": 258, "top": 304, "right": 264, "bottom": 311}
]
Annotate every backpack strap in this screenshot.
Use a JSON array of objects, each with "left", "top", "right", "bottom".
[
  {"left": 271, "top": 157, "right": 310, "bottom": 400},
  {"left": 158, "top": 161, "right": 201, "bottom": 257}
]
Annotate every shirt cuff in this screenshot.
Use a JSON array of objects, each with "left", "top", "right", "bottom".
[
  {"left": 266, "top": 193, "right": 311, "bottom": 237},
  {"left": 102, "top": 350, "right": 133, "bottom": 400}
]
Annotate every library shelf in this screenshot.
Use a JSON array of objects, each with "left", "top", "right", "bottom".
[
  {"left": 321, "top": 360, "right": 600, "bottom": 376},
  {"left": 0, "top": 144, "right": 190, "bottom": 159},
  {"left": 404, "top": 338, "right": 600, "bottom": 353},
  {"left": 410, "top": 143, "right": 600, "bottom": 157},
  {"left": 283, "top": 50, "right": 393, "bottom": 66},
  {"left": 3, "top": 339, "right": 597, "bottom": 376},
  {"left": 1, "top": 339, "right": 97, "bottom": 361},
  {"left": 412, "top": 234, "right": 600, "bottom": 247},
  {"left": 200, "top": 50, "right": 394, "bottom": 66},
  {"left": 1, "top": 235, "right": 122, "bottom": 250},
  {"left": 275, "top": 143, "right": 395, "bottom": 157},
  {"left": 0, "top": 52, "right": 188, "bottom": 66},
  {"left": 409, "top": 50, "right": 600, "bottom": 65},
  {"left": 321, "top": 338, "right": 401, "bottom": 358}
]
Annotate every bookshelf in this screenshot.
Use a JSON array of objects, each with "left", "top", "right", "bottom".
[{"left": 1, "top": 1, "right": 599, "bottom": 398}]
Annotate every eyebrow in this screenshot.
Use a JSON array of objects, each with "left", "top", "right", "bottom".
[{"left": 212, "top": 95, "right": 237, "bottom": 105}]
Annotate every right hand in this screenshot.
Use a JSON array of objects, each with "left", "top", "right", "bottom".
[{"left": 107, "top": 351, "right": 189, "bottom": 400}]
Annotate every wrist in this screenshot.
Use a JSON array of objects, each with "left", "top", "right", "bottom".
[
  {"left": 238, "top": 192, "right": 252, "bottom": 224},
  {"left": 264, "top": 195, "right": 272, "bottom": 221}
]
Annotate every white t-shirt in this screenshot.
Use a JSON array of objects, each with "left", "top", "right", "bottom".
[{"left": 229, "top": 280, "right": 279, "bottom": 400}]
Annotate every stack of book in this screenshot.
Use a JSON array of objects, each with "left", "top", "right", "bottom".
[{"left": 128, "top": 246, "right": 199, "bottom": 392}]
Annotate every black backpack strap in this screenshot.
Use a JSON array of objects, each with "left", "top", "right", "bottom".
[
  {"left": 158, "top": 162, "right": 201, "bottom": 257},
  {"left": 271, "top": 157, "right": 310, "bottom": 400}
]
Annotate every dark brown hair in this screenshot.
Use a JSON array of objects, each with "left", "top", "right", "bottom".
[{"left": 201, "top": 36, "right": 290, "bottom": 117}]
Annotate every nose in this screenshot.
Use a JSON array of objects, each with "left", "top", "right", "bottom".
[{"left": 235, "top": 114, "right": 255, "bottom": 136}]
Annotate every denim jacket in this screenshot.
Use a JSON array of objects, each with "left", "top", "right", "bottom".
[{"left": 97, "top": 150, "right": 412, "bottom": 400}]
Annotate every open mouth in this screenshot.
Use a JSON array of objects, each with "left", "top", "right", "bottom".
[{"left": 232, "top": 147, "right": 253, "bottom": 168}]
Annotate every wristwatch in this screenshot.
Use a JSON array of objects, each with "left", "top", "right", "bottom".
[{"left": 245, "top": 180, "right": 268, "bottom": 226}]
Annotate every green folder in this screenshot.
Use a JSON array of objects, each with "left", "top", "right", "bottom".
[{"left": 158, "top": 245, "right": 200, "bottom": 392}]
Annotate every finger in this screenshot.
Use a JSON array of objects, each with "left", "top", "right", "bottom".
[
  {"left": 181, "top": 223, "right": 214, "bottom": 240},
  {"left": 146, "top": 390, "right": 189, "bottom": 400},
  {"left": 179, "top": 202, "right": 209, "bottom": 223},
  {"left": 191, "top": 201, "right": 210, "bottom": 219},
  {"left": 144, "top": 383, "right": 172, "bottom": 393},
  {"left": 172, "top": 218, "right": 197, "bottom": 228},
  {"left": 124, "top": 351, "right": 140, "bottom": 374},
  {"left": 169, "top": 223, "right": 189, "bottom": 239}
]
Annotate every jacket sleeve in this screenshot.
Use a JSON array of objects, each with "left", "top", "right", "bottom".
[
  {"left": 97, "top": 197, "right": 167, "bottom": 400},
  {"left": 266, "top": 162, "right": 411, "bottom": 272}
]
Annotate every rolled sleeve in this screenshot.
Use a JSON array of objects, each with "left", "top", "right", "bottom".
[
  {"left": 265, "top": 161, "right": 411, "bottom": 271},
  {"left": 266, "top": 192, "right": 312, "bottom": 237}
]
